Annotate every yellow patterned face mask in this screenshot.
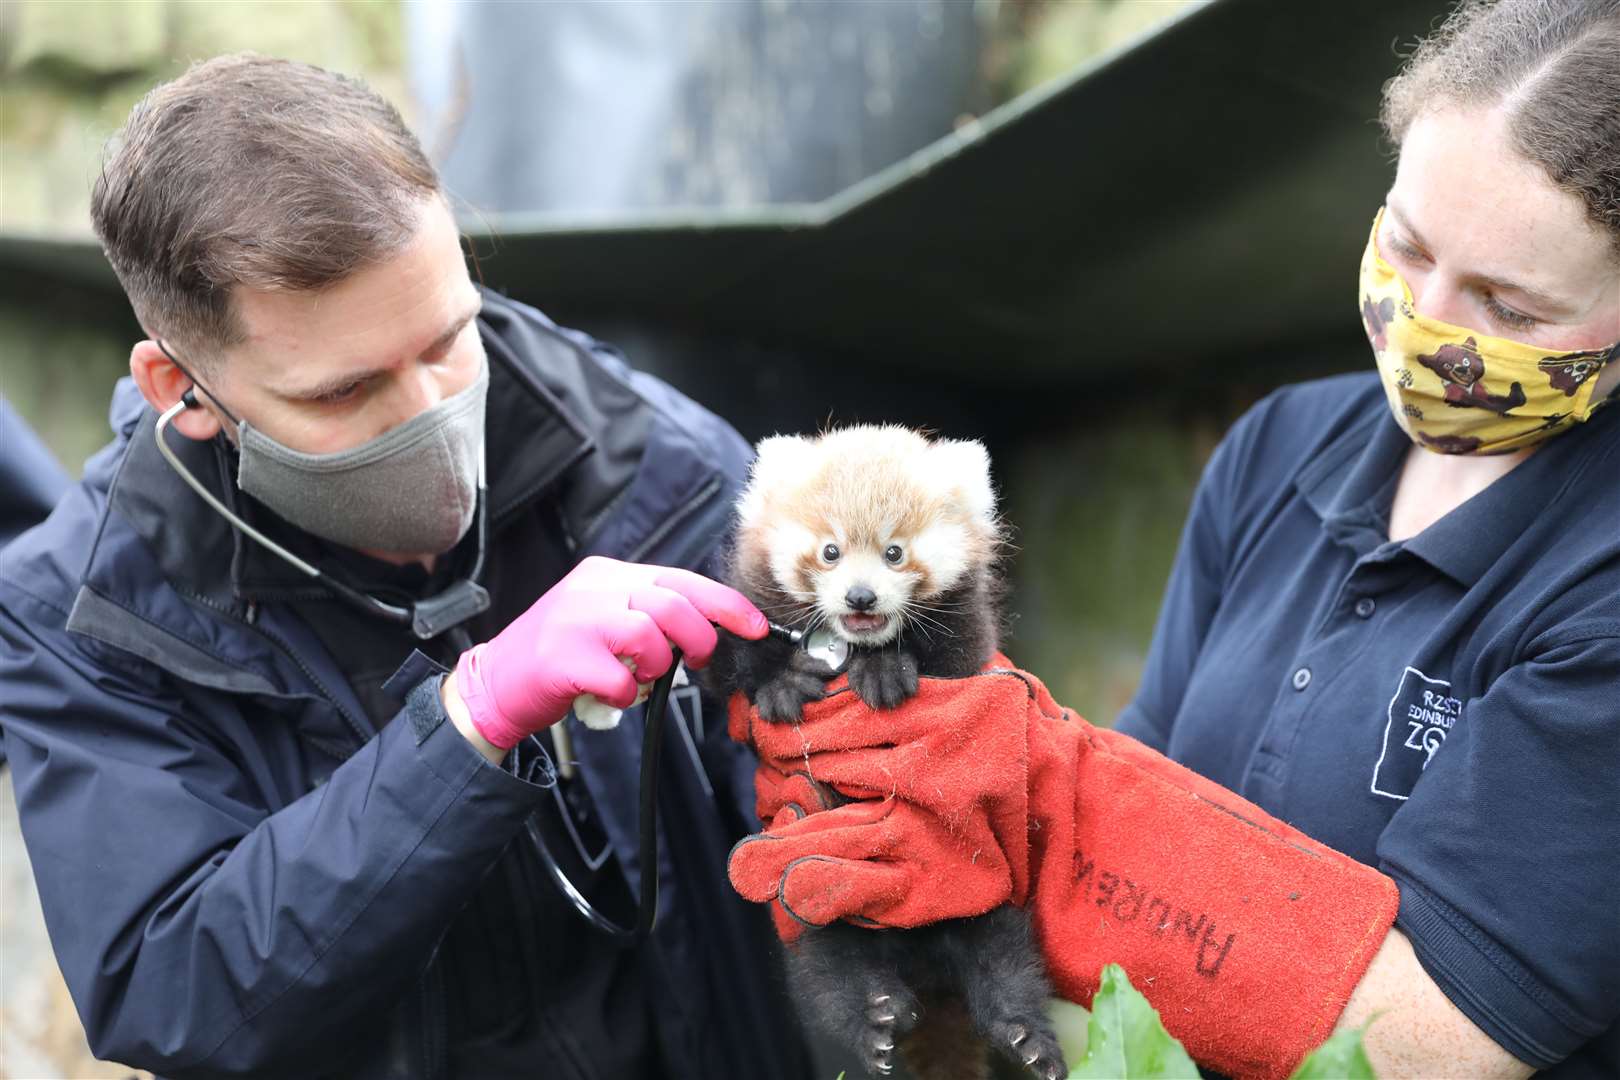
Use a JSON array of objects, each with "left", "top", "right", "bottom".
[{"left": 1359, "top": 207, "right": 1617, "bottom": 455}]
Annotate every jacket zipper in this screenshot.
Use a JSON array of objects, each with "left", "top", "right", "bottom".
[{"left": 176, "top": 585, "right": 374, "bottom": 750}]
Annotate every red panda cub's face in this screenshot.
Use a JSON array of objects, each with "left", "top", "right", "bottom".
[{"left": 734, "top": 425, "right": 1002, "bottom": 647}]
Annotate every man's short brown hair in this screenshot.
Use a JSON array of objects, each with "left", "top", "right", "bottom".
[{"left": 92, "top": 53, "right": 442, "bottom": 364}]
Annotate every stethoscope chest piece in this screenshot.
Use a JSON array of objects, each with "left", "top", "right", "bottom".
[{"left": 803, "top": 626, "right": 851, "bottom": 673}]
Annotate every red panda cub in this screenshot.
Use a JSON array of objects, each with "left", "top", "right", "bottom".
[{"left": 711, "top": 425, "right": 1066, "bottom": 1080}]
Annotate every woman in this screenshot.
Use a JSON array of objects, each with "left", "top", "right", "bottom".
[
  {"left": 1115, "top": 0, "right": 1619, "bottom": 1075},
  {"left": 726, "top": 2, "right": 1619, "bottom": 1077}
]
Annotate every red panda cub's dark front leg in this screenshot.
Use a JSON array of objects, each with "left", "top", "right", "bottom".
[
  {"left": 845, "top": 646, "right": 920, "bottom": 710},
  {"left": 752, "top": 643, "right": 837, "bottom": 722}
]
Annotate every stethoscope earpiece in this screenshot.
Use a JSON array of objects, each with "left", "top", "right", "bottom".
[{"left": 181, "top": 388, "right": 200, "bottom": 410}]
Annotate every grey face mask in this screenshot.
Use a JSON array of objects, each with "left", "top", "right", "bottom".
[{"left": 228, "top": 362, "right": 489, "bottom": 555}]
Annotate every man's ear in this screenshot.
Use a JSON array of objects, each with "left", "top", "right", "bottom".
[{"left": 129, "top": 340, "right": 222, "bottom": 441}]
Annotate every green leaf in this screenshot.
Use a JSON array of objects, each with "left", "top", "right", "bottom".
[
  {"left": 1067, "top": 964, "right": 1200, "bottom": 1079},
  {"left": 1289, "top": 1024, "right": 1377, "bottom": 1080}
]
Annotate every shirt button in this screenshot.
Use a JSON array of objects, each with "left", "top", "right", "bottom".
[
  {"left": 1354, "top": 597, "right": 1377, "bottom": 618},
  {"left": 1291, "top": 667, "right": 1312, "bottom": 691}
]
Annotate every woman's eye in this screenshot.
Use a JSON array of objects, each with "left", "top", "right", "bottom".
[
  {"left": 821, "top": 544, "right": 841, "bottom": 563},
  {"left": 1389, "top": 236, "right": 1426, "bottom": 262},
  {"left": 884, "top": 545, "right": 904, "bottom": 565},
  {"left": 1484, "top": 294, "right": 1537, "bottom": 332}
]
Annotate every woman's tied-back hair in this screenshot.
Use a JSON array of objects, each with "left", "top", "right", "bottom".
[
  {"left": 91, "top": 53, "right": 442, "bottom": 367},
  {"left": 1380, "top": 0, "right": 1620, "bottom": 257}
]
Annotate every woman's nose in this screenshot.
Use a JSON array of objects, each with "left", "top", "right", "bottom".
[{"left": 1407, "top": 271, "right": 1471, "bottom": 328}]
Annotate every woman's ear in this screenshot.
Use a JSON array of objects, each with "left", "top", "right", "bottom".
[{"left": 129, "top": 340, "right": 222, "bottom": 441}]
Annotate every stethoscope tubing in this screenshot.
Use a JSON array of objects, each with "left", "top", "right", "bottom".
[
  {"left": 526, "top": 649, "right": 681, "bottom": 945},
  {"left": 530, "top": 622, "right": 809, "bottom": 943}
]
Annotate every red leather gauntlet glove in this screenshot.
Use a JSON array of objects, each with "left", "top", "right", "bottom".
[
  {"left": 727, "top": 660, "right": 1399, "bottom": 1080},
  {"left": 736, "top": 773, "right": 1019, "bottom": 943}
]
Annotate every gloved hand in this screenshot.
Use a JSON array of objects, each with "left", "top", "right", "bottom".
[
  {"left": 729, "top": 658, "right": 1044, "bottom": 921},
  {"left": 735, "top": 782, "right": 1021, "bottom": 943},
  {"left": 727, "top": 660, "right": 1400, "bottom": 1080},
  {"left": 454, "top": 555, "right": 767, "bottom": 749}
]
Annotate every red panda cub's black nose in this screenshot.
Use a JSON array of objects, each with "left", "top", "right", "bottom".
[{"left": 845, "top": 585, "right": 877, "bottom": 612}]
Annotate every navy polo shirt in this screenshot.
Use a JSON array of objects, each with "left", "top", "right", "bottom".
[{"left": 1116, "top": 371, "right": 1619, "bottom": 1077}]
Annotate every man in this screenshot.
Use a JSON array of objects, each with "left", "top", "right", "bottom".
[{"left": 0, "top": 54, "right": 810, "bottom": 1079}]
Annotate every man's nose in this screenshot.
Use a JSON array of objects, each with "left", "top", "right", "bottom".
[
  {"left": 392, "top": 363, "right": 455, "bottom": 424},
  {"left": 845, "top": 585, "right": 877, "bottom": 612}
]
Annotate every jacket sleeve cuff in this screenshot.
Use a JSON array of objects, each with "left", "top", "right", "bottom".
[{"left": 402, "top": 669, "right": 557, "bottom": 792}]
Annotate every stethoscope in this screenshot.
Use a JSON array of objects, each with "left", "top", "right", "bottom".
[
  {"left": 528, "top": 620, "right": 849, "bottom": 944},
  {"left": 157, "top": 384, "right": 854, "bottom": 944}
]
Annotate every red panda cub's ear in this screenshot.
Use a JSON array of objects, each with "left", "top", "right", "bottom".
[
  {"left": 739, "top": 434, "right": 816, "bottom": 530},
  {"left": 928, "top": 438, "right": 996, "bottom": 529}
]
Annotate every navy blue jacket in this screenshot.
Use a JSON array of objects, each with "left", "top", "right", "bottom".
[
  {"left": 1117, "top": 372, "right": 1620, "bottom": 1077},
  {"left": 0, "top": 293, "right": 808, "bottom": 1079}
]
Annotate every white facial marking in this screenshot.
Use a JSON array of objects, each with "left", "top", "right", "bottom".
[
  {"left": 765, "top": 521, "right": 817, "bottom": 603},
  {"left": 910, "top": 520, "right": 970, "bottom": 594}
]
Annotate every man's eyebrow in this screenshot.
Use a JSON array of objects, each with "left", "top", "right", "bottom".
[
  {"left": 426, "top": 302, "right": 482, "bottom": 353},
  {"left": 282, "top": 303, "right": 482, "bottom": 402},
  {"left": 285, "top": 366, "right": 392, "bottom": 402},
  {"left": 1386, "top": 199, "right": 1577, "bottom": 318}
]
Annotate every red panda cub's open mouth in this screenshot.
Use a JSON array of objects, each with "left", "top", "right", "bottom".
[{"left": 839, "top": 613, "right": 890, "bottom": 635}]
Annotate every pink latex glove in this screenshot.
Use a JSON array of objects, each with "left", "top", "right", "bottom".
[{"left": 453, "top": 555, "right": 768, "bottom": 749}]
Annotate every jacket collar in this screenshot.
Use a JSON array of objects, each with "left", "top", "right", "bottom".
[{"left": 1295, "top": 387, "right": 1620, "bottom": 586}]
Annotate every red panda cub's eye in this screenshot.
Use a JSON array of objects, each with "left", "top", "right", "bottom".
[
  {"left": 884, "top": 544, "right": 904, "bottom": 566},
  {"left": 821, "top": 544, "right": 841, "bottom": 564}
]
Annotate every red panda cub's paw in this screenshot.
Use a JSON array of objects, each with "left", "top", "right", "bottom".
[
  {"left": 847, "top": 648, "right": 921, "bottom": 711},
  {"left": 753, "top": 666, "right": 830, "bottom": 723}
]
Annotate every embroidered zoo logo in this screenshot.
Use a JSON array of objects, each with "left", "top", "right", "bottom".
[{"left": 1371, "top": 666, "right": 1462, "bottom": 801}]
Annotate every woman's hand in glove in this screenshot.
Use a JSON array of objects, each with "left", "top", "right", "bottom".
[
  {"left": 731, "top": 790, "right": 1018, "bottom": 941},
  {"left": 726, "top": 660, "right": 1400, "bottom": 1080}
]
